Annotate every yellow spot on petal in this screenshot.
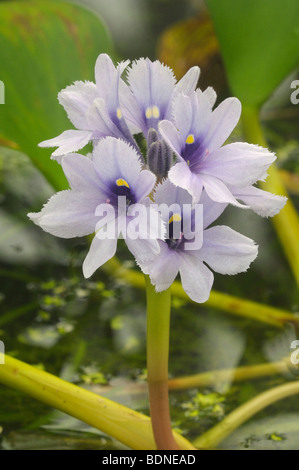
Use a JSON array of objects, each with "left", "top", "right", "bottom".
[
  {"left": 116, "top": 108, "right": 122, "bottom": 119},
  {"left": 152, "top": 105, "right": 160, "bottom": 119},
  {"left": 169, "top": 213, "right": 182, "bottom": 224},
  {"left": 186, "top": 134, "right": 195, "bottom": 145},
  {"left": 145, "top": 107, "right": 153, "bottom": 119},
  {"left": 116, "top": 178, "right": 130, "bottom": 188},
  {"left": 187, "top": 160, "right": 190, "bottom": 166}
]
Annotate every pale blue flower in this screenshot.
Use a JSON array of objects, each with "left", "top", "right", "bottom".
[
  {"left": 159, "top": 90, "right": 287, "bottom": 214},
  {"left": 39, "top": 55, "right": 199, "bottom": 161},
  {"left": 39, "top": 55, "right": 139, "bottom": 159},
  {"left": 122, "top": 58, "right": 200, "bottom": 139},
  {"left": 139, "top": 180, "right": 258, "bottom": 303},
  {"left": 29, "top": 137, "right": 163, "bottom": 277},
  {"left": 31, "top": 53, "right": 286, "bottom": 295}
]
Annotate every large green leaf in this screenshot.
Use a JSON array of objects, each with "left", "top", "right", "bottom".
[
  {"left": 206, "top": 0, "right": 299, "bottom": 107},
  {"left": 0, "top": 0, "right": 113, "bottom": 190}
]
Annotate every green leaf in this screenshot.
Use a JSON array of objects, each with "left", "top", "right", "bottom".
[
  {"left": 0, "top": 0, "right": 113, "bottom": 190},
  {"left": 206, "top": 0, "right": 299, "bottom": 107}
]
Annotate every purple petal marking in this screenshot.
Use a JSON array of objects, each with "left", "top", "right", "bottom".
[{"left": 126, "top": 58, "right": 176, "bottom": 132}]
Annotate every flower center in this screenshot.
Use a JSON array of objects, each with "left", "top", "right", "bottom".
[
  {"left": 185, "top": 134, "right": 195, "bottom": 145},
  {"left": 116, "top": 108, "right": 123, "bottom": 120},
  {"left": 116, "top": 178, "right": 130, "bottom": 188},
  {"left": 107, "top": 178, "right": 136, "bottom": 207},
  {"left": 182, "top": 138, "right": 206, "bottom": 172},
  {"left": 166, "top": 214, "right": 184, "bottom": 250},
  {"left": 146, "top": 105, "right": 160, "bottom": 120}
]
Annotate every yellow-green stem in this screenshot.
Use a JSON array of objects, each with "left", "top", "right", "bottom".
[
  {"left": 104, "top": 258, "right": 298, "bottom": 328},
  {"left": 168, "top": 359, "right": 289, "bottom": 391},
  {"left": 145, "top": 276, "right": 179, "bottom": 450},
  {"left": 0, "top": 354, "right": 195, "bottom": 450},
  {"left": 242, "top": 106, "right": 299, "bottom": 287},
  {"left": 194, "top": 381, "right": 299, "bottom": 449},
  {"left": 92, "top": 358, "right": 291, "bottom": 397}
]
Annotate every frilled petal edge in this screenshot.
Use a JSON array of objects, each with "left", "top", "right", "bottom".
[
  {"left": 201, "top": 143, "right": 276, "bottom": 187},
  {"left": 230, "top": 185, "right": 287, "bottom": 217},
  {"left": 39, "top": 130, "right": 93, "bottom": 160},
  {"left": 201, "top": 225, "right": 258, "bottom": 275}
]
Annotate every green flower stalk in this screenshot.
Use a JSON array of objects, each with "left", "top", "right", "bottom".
[{"left": 145, "top": 276, "right": 179, "bottom": 450}]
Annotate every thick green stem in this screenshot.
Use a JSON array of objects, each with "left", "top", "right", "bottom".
[
  {"left": 194, "top": 381, "right": 299, "bottom": 449},
  {"left": 242, "top": 106, "right": 299, "bottom": 287},
  {"left": 145, "top": 275, "right": 180, "bottom": 450}
]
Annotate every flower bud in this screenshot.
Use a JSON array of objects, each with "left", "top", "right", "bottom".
[
  {"left": 147, "top": 128, "right": 159, "bottom": 147},
  {"left": 147, "top": 139, "right": 172, "bottom": 179}
]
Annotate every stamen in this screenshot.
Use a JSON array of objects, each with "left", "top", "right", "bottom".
[
  {"left": 152, "top": 105, "right": 160, "bottom": 119},
  {"left": 116, "top": 178, "right": 130, "bottom": 188},
  {"left": 145, "top": 107, "right": 153, "bottom": 119},
  {"left": 169, "top": 214, "right": 182, "bottom": 224},
  {"left": 146, "top": 106, "right": 160, "bottom": 119},
  {"left": 186, "top": 134, "right": 195, "bottom": 145},
  {"left": 116, "top": 108, "right": 122, "bottom": 119}
]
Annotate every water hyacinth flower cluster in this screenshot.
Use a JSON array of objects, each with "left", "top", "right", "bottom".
[{"left": 29, "top": 54, "right": 286, "bottom": 303}]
